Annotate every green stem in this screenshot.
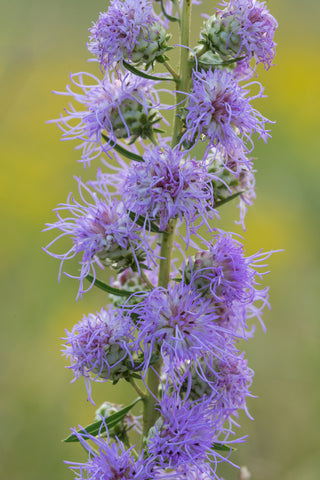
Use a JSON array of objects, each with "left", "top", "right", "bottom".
[
  {"left": 163, "top": 61, "right": 180, "bottom": 81},
  {"left": 140, "top": 270, "right": 155, "bottom": 290},
  {"left": 141, "top": 0, "right": 193, "bottom": 445},
  {"left": 196, "top": 44, "right": 209, "bottom": 58},
  {"left": 171, "top": 0, "right": 193, "bottom": 147},
  {"left": 142, "top": 359, "right": 162, "bottom": 441},
  {"left": 129, "top": 377, "right": 147, "bottom": 399},
  {"left": 158, "top": 219, "right": 176, "bottom": 288}
]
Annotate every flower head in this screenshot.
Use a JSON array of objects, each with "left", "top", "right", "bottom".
[
  {"left": 88, "top": 0, "right": 170, "bottom": 68},
  {"left": 51, "top": 71, "right": 160, "bottom": 165},
  {"left": 131, "top": 282, "right": 236, "bottom": 381},
  {"left": 185, "top": 68, "right": 270, "bottom": 157},
  {"left": 122, "top": 145, "right": 217, "bottom": 232},
  {"left": 66, "top": 430, "right": 148, "bottom": 480},
  {"left": 207, "top": 148, "right": 256, "bottom": 228},
  {"left": 185, "top": 233, "right": 270, "bottom": 307},
  {"left": 43, "top": 174, "right": 150, "bottom": 297},
  {"left": 212, "top": 352, "right": 254, "bottom": 417},
  {"left": 63, "top": 306, "right": 134, "bottom": 400},
  {"left": 201, "top": 0, "right": 277, "bottom": 69},
  {"left": 147, "top": 393, "right": 237, "bottom": 471}
]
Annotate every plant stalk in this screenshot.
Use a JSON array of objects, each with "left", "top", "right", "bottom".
[{"left": 142, "top": 0, "right": 192, "bottom": 444}]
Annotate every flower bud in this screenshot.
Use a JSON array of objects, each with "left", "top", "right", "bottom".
[
  {"left": 110, "top": 99, "right": 159, "bottom": 141},
  {"left": 94, "top": 402, "right": 141, "bottom": 441},
  {"left": 97, "top": 242, "right": 146, "bottom": 273},
  {"left": 200, "top": 13, "right": 241, "bottom": 58},
  {"left": 130, "top": 23, "right": 171, "bottom": 68}
]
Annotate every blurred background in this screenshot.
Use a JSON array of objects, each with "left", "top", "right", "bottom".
[{"left": 1, "top": 0, "right": 319, "bottom": 478}]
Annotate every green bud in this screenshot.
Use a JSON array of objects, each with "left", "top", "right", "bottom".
[
  {"left": 109, "top": 99, "right": 160, "bottom": 141},
  {"left": 130, "top": 23, "right": 171, "bottom": 68},
  {"left": 200, "top": 13, "right": 241, "bottom": 58}
]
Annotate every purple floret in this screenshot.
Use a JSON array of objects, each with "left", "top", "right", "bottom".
[
  {"left": 50, "top": 71, "right": 160, "bottom": 165},
  {"left": 43, "top": 173, "right": 151, "bottom": 298},
  {"left": 218, "top": 0, "right": 278, "bottom": 69},
  {"left": 88, "top": 0, "right": 157, "bottom": 68},
  {"left": 147, "top": 393, "right": 240, "bottom": 472},
  {"left": 184, "top": 68, "right": 270, "bottom": 157},
  {"left": 62, "top": 306, "right": 134, "bottom": 401},
  {"left": 186, "top": 233, "right": 271, "bottom": 307},
  {"left": 121, "top": 145, "right": 217, "bottom": 232},
  {"left": 130, "top": 281, "right": 237, "bottom": 381},
  {"left": 65, "top": 428, "right": 148, "bottom": 480},
  {"left": 212, "top": 352, "right": 254, "bottom": 419}
]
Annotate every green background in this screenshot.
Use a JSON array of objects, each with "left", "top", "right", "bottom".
[{"left": 1, "top": 0, "right": 319, "bottom": 478}]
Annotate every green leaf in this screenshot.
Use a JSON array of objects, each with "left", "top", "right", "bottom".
[
  {"left": 123, "top": 60, "right": 175, "bottom": 83},
  {"left": 199, "top": 55, "right": 245, "bottom": 67},
  {"left": 212, "top": 442, "right": 236, "bottom": 452},
  {"left": 160, "top": 0, "right": 180, "bottom": 23},
  {"left": 214, "top": 191, "right": 243, "bottom": 209},
  {"left": 101, "top": 134, "right": 144, "bottom": 162},
  {"left": 128, "top": 211, "right": 161, "bottom": 233},
  {"left": 64, "top": 398, "right": 142, "bottom": 443},
  {"left": 86, "top": 275, "right": 133, "bottom": 297}
]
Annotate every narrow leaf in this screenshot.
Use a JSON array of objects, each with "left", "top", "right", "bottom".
[
  {"left": 101, "top": 134, "right": 144, "bottom": 162},
  {"left": 212, "top": 442, "right": 236, "bottom": 452},
  {"left": 199, "top": 56, "right": 245, "bottom": 67},
  {"left": 123, "top": 60, "right": 175, "bottom": 83},
  {"left": 86, "top": 275, "right": 133, "bottom": 297},
  {"left": 128, "top": 211, "right": 161, "bottom": 233},
  {"left": 214, "top": 191, "right": 243, "bottom": 209},
  {"left": 160, "top": 0, "right": 180, "bottom": 23},
  {"left": 64, "top": 398, "right": 141, "bottom": 443}
]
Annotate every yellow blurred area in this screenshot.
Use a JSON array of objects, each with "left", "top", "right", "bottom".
[{"left": 1, "top": 1, "right": 319, "bottom": 479}]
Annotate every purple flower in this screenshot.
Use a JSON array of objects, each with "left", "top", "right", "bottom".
[
  {"left": 62, "top": 306, "right": 134, "bottom": 401},
  {"left": 213, "top": 287, "right": 269, "bottom": 338},
  {"left": 147, "top": 393, "right": 238, "bottom": 471},
  {"left": 207, "top": 148, "right": 256, "bottom": 228},
  {"left": 185, "top": 233, "right": 271, "bottom": 307},
  {"left": 65, "top": 429, "right": 148, "bottom": 480},
  {"left": 201, "top": 0, "right": 277, "bottom": 69},
  {"left": 184, "top": 68, "right": 270, "bottom": 157},
  {"left": 121, "top": 145, "right": 217, "bottom": 232},
  {"left": 43, "top": 173, "right": 151, "bottom": 298},
  {"left": 88, "top": 0, "right": 169, "bottom": 68},
  {"left": 130, "top": 282, "right": 236, "bottom": 381},
  {"left": 211, "top": 352, "right": 254, "bottom": 418},
  {"left": 50, "top": 71, "right": 160, "bottom": 165},
  {"left": 152, "top": 464, "right": 212, "bottom": 480}
]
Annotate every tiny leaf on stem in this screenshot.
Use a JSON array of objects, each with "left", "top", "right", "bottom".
[
  {"left": 123, "top": 60, "right": 176, "bottom": 82},
  {"left": 86, "top": 275, "right": 133, "bottom": 297},
  {"left": 101, "top": 134, "right": 144, "bottom": 162},
  {"left": 214, "top": 191, "right": 243, "bottom": 209},
  {"left": 64, "top": 398, "right": 142, "bottom": 443}
]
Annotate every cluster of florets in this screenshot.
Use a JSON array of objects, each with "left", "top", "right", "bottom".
[
  {"left": 45, "top": 0, "right": 277, "bottom": 479},
  {"left": 120, "top": 145, "right": 217, "bottom": 233},
  {"left": 184, "top": 68, "right": 270, "bottom": 158},
  {"left": 51, "top": 71, "right": 161, "bottom": 165},
  {"left": 88, "top": 0, "right": 171, "bottom": 69},
  {"left": 200, "top": 0, "right": 277, "bottom": 70}
]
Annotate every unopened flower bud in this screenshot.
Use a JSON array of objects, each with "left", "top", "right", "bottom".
[
  {"left": 109, "top": 97, "right": 160, "bottom": 141},
  {"left": 201, "top": 13, "right": 241, "bottom": 58},
  {"left": 130, "top": 23, "right": 171, "bottom": 67}
]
